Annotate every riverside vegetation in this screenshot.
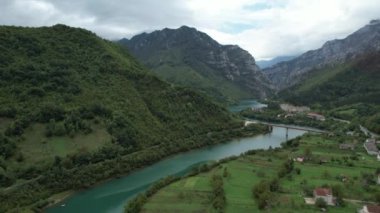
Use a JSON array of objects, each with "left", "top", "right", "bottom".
[
  {"left": 126, "top": 133, "right": 380, "bottom": 212},
  {"left": 0, "top": 25, "right": 269, "bottom": 212}
]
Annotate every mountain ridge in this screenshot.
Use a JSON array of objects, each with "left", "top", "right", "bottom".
[
  {"left": 119, "top": 26, "right": 273, "bottom": 103},
  {"left": 264, "top": 20, "right": 380, "bottom": 90}
]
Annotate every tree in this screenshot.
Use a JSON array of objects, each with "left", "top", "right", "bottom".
[
  {"left": 210, "top": 174, "right": 225, "bottom": 211},
  {"left": 0, "top": 135, "right": 16, "bottom": 159},
  {"left": 295, "top": 168, "right": 301, "bottom": 175},
  {"left": 223, "top": 167, "right": 229, "bottom": 178},
  {"left": 304, "top": 147, "right": 312, "bottom": 159},
  {"left": 374, "top": 192, "right": 380, "bottom": 204},
  {"left": 332, "top": 185, "right": 345, "bottom": 206},
  {"left": 124, "top": 194, "right": 147, "bottom": 213},
  {"left": 315, "top": 198, "right": 327, "bottom": 208},
  {"left": 269, "top": 178, "right": 280, "bottom": 192},
  {"left": 252, "top": 180, "right": 269, "bottom": 199},
  {"left": 257, "top": 191, "right": 272, "bottom": 210}
]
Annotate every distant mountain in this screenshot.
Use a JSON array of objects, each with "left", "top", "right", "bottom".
[
  {"left": 265, "top": 20, "right": 380, "bottom": 90},
  {"left": 118, "top": 26, "right": 272, "bottom": 103},
  {"left": 281, "top": 51, "right": 380, "bottom": 134},
  {"left": 257, "top": 55, "right": 297, "bottom": 69},
  {"left": 281, "top": 52, "right": 380, "bottom": 106}
]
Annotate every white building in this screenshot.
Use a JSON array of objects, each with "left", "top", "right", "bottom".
[
  {"left": 313, "top": 188, "right": 334, "bottom": 206},
  {"left": 359, "top": 205, "right": 380, "bottom": 213}
]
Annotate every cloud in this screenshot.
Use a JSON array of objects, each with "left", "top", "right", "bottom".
[
  {"left": 196, "top": 0, "right": 380, "bottom": 59},
  {"left": 0, "top": 0, "right": 379, "bottom": 59}
]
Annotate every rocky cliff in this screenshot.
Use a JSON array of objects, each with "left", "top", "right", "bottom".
[
  {"left": 265, "top": 20, "right": 380, "bottom": 90},
  {"left": 119, "top": 26, "right": 272, "bottom": 103}
]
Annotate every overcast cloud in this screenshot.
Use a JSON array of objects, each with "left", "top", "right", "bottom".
[{"left": 0, "top": 0, "right": 379, "bottom": 59}]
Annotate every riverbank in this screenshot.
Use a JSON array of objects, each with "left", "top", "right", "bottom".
[
  {"left": 135, "top": 133, "right": 380, "bottom": 212},
  {"left": 45, "top": 191, "right": 76, "bottom": 208},
  {"left": 42, "top": 123, "right": 272, "bottom": 212},
  {"left": 2, "top": 122, "right": 265, "bottom": 212},
  {"left": 46, "top": 126, "right": 305, "bottom": 213}
]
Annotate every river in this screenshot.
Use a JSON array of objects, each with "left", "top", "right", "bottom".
[{"left": 47, "top": 100, "right": 305, "bottom": 213}]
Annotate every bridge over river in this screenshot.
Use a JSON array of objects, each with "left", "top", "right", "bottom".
[{"left": 244, "top": 120, "right": 328, "bottom": 140}]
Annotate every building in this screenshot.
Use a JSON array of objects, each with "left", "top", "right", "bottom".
[
  {"left": 339, "top": 143, "right": 355, "bottom": 150},
  {"left": 280, "top": 103, "right": 310, "bottom": 113},
  {"left": 366, "top": 138, "right": 377, "bottom": 143},
  {"left": 293, "top": 157, "right": 304, "bottom": 162},
  {"left": 359, "top": 205, "right": 380, "bottom": 213},
  {"left": 313, "top": 188, "right": 334, "bottom": 206},
  {"left": 307, "top": 112, "right": 326, "bottom": 121},
  {"left": 363, "top": 142, "right": 379, "bottom": 155}
]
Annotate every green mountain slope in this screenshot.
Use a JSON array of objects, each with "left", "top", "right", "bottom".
[
  {"left": 119, "top": 26, "right": 273, "bottom": 104},
  {"left": 281, "top": 52, "right": 380, "bottom": 133},
  {"left": 281, "top": 52, "right": 380, "bottom": 106},
  {"left": 0, "top": 25, "right": 245, "bottom": 211}
]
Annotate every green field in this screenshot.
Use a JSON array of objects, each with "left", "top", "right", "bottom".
[
  {"left": 17, "top": 122, "right": 112, "bottom": 165},
  {"left": 139, "top": 134, "right": 380, "bottom": 212}
]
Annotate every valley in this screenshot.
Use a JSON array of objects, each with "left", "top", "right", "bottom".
[
  {"left": 47, "top": 125, "right": 304, "bottom": 213},
  {"left": 134, "top": 133, "right": 380, "bottom": 213},
  {"left": 0, "top": 4, "right": 380, "bottom": 213}
]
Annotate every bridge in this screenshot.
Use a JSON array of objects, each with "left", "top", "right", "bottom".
[{"left": 244, "top": 120, "right": 328, "bottom": 140}]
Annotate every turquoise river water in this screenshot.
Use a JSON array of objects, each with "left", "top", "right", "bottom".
[{"left": 47, "top": 127, "right": 305, "bottom": 213}]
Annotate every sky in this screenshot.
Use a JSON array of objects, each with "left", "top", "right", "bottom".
[{"left": 1, "top": 0, "right": 379, "bottom": 60}]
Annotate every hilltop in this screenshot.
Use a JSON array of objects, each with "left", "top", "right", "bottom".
[{"left": 119, "top": 26, "right": 272, "bottom": 103}]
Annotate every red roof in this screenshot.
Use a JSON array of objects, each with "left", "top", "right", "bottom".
[
  {"left": 314, "top": 188, "right": 332, "bottom": 196},
  {"left": 367, "top": 205, "right": 380, "bottom": 213}
]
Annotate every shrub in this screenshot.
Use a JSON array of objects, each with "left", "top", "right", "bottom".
[{"left": 315, "top": 198, "right": 327, "bottom": 208}]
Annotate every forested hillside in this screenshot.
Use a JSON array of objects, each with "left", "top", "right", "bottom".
[
  {"left": 0, "top": 25, "right": 246, "bottom": 212},
  {"left": 281, "top": 52, "right": 380, "bottom": 133}
]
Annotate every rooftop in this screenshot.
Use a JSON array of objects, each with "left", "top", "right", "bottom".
[
  {"left": 364, "top": 142, "right": 379, "bottom": 152},
  {"left": 314, "top": 188, "right": 332, "bottom": 196},
  {"left": 366, "top": 205, "right": 380, "bottom": 213}
]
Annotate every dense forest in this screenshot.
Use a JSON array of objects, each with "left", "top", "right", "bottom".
[{"left": 0, "top": 25, "right": 263, "bottom": 212}]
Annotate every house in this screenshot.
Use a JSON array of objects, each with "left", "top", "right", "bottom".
[
  {"left": 359, "top": 205, "right": 380, "bottom": 213},
  {"left": 363, "top": 142, "right": 379, "bottom": 155},
  {"left": 293, "top": 157, "right": 304, "bottom": 162},
  {"left": 307, "top": 112, "right": 326, "bottom": 121},
  {"left": 313, "top": 188, "right": 334, "bottom": 206},
  {"left": 339, "top": 143, "right": 355, "bottom": 150}
]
